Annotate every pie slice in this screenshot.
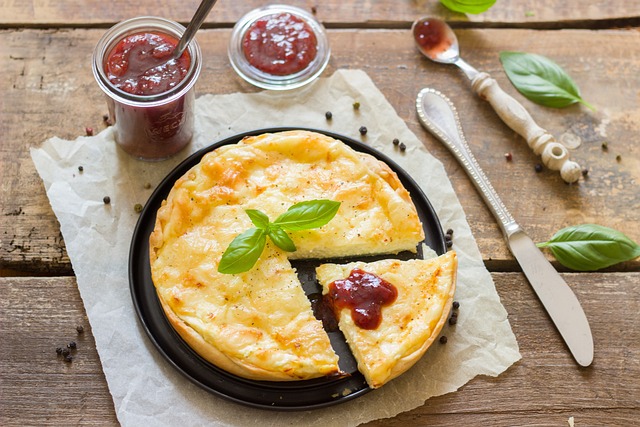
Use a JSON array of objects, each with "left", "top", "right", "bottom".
[
  {"left": 316, "top": 251, "right": 457, "bottom": 388},
  {"left": 149, "top": 130, "right": 426, "bottom": 381}
]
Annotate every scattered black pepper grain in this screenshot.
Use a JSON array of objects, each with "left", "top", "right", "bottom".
[
  {"left": 62, "top": 348, "right": 70, "bottom": 357},
  {"left": 85, "top": 127, "right": 94, "bottom": 136},
  {"left": 134, "top": 203, "right": 143, "bottom": 214},
  {"left": 449, "top": 316, "right": 457, "bottom": 325},
  {"left": 439, "top": 336, "right": 448, "bottom": 344},
  {"left": 103, "top": 114, "right": 109, "bottom": 122},
  {"left": 64, "top": 354, "right": 73, "bottom": 363},
  {"left": 452, "top": 301, "right": 460, "bottom": 310},
  {"left": 445, "top": 239, "right": 453, "bottom": 248},
  {"left": 359, "top": 126, "right": 367, "bottom": 135},
  {"left": 392, "top": 138, "right": 400, "bottom": 146},
  {"left": 68, "top": 341, "right": 77, "bottom": 349},
  {"left": 56, "top": 347, "right": 63, "bottom": 355},
  {"left": 601, "top": 141, "right": 608, "bottom": 151},
  {"left": 76, "top": 325, "right": 84, "bottom": 334},
  {"left": 504, "top": 152, "right": 513, "bottom": 161},
  {"left": 446, "top": 229, "right": 454, "bottom": 236},
  {"left": 103, "top": 196, "right": 111, "bottom": 204},
  {"left": 399, "top": 142, "right": 406, "bottom": 152},
  {"left": 581, "top": 168, "right": 589, "bottom": 177},
  {"left": 534, "top": 163, "right": 543, "bottom": 173},
  {"left": 616, "top": 155, "right": 622, "bottom": 162},
  {"left": 450, "top": 311, "right": 458, "bottom": 319},
  {"left": 325, "top": 111, "right": 332, "bottom": 120},
  {"left": 78, "top": 166, "right": 84, "bottom": 172},
  {"left": 144, "top": 182, "right": 152, "bottom": 189},
  {"left": 311, "top": 5, "right": 317, "bottom": 14}
]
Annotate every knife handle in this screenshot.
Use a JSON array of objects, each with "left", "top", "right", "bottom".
[
  {"left": 470, "top": 72, "right": 582, "bottom": 184},
  {"left": 416, "top": 88, "right": 519, "bottom": 237}
]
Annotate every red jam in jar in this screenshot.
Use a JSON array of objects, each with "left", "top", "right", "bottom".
[
  {"left": 105, "top": 32, "right": 190, "bottom": 96},
  {"left": 242, "top": 12, "right": 318, "bottom": 76},
  {"left": 93, "top": 17, "right": 201, "bottom": 160},
  {"left": 325, "top": 269, "right": 398, "bottom": 330}
]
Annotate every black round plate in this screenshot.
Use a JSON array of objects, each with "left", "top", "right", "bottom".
[{"left": 129, "top": 127, "right": 446, "bottom": 410}]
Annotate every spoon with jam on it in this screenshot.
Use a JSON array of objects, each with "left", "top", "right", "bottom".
[{"left": 412, "top": 17, "right": 582, "bottom": 184}]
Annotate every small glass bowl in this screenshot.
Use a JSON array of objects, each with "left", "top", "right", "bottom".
[{"left": 228, "top": 4, "right": 331, "bottom": 90}]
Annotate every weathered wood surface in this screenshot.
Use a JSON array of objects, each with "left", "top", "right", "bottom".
[
  {"left": 1, "top": 28, "right": 639, "bottom": 274},
  {"left": 1, "top": 0, "right": 639, "bottom": 27},
  {"left": 1, "top": 273, "right": 637, "bottom": 426}
]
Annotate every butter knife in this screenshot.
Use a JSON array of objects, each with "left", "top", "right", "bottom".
[{"left": 416, "top": 87, "right": 594, "bottom": 367}]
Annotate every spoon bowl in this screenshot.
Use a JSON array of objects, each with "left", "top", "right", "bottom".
[{"left": 412, "top": 17, "right": 460, "bottom": 64}]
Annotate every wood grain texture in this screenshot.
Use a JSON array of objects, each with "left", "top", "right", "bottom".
[
  {"left": 1, "top": 28, "right": 638, "bottom": 274},
  {"left": 0, "top": 0, "right": 639, "bottom": 27},
  {"left": 1, "top": 273, "right": 637, "bottom": 425}
]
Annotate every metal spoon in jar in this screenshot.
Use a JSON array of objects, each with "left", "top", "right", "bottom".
[
  {"left": 173, "top": 0, "right": 219, "bottom": 59},
  {"left": 412, "top": 17, "right": 582, "bottom": 184}
]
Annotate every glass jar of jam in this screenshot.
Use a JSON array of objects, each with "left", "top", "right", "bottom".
[
  {"left": 228, "top": 5, "right": 330, "bottom": 90},
  {"left": 92, "top": 16, "right": 202, "bottom": 160}
]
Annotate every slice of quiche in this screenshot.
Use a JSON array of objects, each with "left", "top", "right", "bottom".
[
  {"left": 316, "top": 251, "right": 457, "bottom": 388},
  {"left": 149, "top": 130, "right": 426, "bottom": 381}
]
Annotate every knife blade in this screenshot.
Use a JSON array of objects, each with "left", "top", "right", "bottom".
[{"left": 416, "top": 87, "right": 594, "bottom": 367}]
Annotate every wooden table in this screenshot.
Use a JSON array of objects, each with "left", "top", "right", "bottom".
[{"left": 1, "top": 1, "right": 639, "bottom": 425}]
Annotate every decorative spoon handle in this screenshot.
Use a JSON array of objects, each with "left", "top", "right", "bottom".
[
  {"left": 416, "top": 87, "right": 518, "bottom": 237},
  {"left": 468, "top": 72, "right": 581, "bottom": 183}
]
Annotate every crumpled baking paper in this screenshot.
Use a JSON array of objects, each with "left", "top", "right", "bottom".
[{"left": 31, "top": 69, "right": 520, "bottom": 426}]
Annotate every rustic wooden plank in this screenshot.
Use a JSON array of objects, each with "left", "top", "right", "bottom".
[
  {"left": 1, "top": 273, "right": 637, "bottom": 425},
  {"left": 1, "top": 28, "right": 639, "bottom": 274},
  {"left": 0, "top": 0, "right": 639, "bottom": 27}
]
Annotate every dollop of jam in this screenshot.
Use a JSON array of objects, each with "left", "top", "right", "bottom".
[
  {"left": 105, "top": 32, "right": 191, "bottom": 96},
  {"left": 324, "top": 269, "right": 398, "bottom": 330},
  {"left": 242, "top": 12, "right": 318, "bottom": 76}
]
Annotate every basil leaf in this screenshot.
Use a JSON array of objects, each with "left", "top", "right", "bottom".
[
  {"left": 537, "top": 224, "right": 640, "bottom": 271},
  {"left": 245, "top": 209, "right": 270, "bottom": 229},
  {"left": 267, "top": 226, "right": 297, "bottom": 252},
  {"left": 217, "top": 228, "right": 266, "bottom": 274},
  {"left": 273, "top": 200, "right": 341, "bottom": 231},
  {"left": 499, "top": 51, "right": 595, "bottom": 110},
  {"left": 439, "top": 0, "right": 496, "bottom": 14}
]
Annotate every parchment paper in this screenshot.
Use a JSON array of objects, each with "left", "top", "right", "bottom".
[{"left": 31, "top": 69, "right": 520, "bottom": 426}]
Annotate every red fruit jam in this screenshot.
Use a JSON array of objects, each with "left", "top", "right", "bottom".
[
  {"left": 412, "top": 18, "right": 453, "bottom": 60},
  {"left": 105, "top": 32, "right": 190, "bottom": 96},
  {"left": 242, "top": 12, "right": 318, "bottom": 76},
  {"left": 325, "top": 269, "right": 398, "bottom": 330}
]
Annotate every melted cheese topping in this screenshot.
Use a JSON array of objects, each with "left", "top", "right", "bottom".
[
  {"left": 316, "top": 252, "right": 457, "bottom": 388},
  {"left": 149, "top": 130, "right": 425, "bottom": 381}
]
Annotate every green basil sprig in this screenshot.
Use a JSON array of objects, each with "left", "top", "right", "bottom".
[
  {"left": 537, "top": 224, "right": 640, "bottom": 271},
  {"left": 439, "top": 0, "right": 496, "bottom": 14},
  {"left": 499, "top": 51, "right": 595, "bottom": 110},
  {"left": 218, "top": 200, "right": 341, "bottom": 274}
]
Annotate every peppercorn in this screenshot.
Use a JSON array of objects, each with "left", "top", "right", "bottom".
[
  {"left": 399, "top": 142, "right": 406, "bottom": 152},
  {"left": 78, "top": 166, "right": 83, "bottom": 172},
  {"left": 76, "top": 325, "right": 84, "bottom": 334},
  {"left": 601, "top": 141, "right": 608, "bottom": 151},
  {"left": 103, "top": 196, "right": 111, "bottom": 204},
  {"left": 64, "top": 354, "right": 73, "bottom": 363},
  {"left": 353, "top": 101, "right": 360, "bottom": 110},
  {"left": 449, "top": 316, "right": 457, "bottom": 326},
  {"left": 581, "top": 168, "right": 589, "bottom": 177},
  {"left": 534, "top": 163, "right": 543, "bottom": 173},
  {"left": 144, "top": 182, "right": 152, "bottom": 189},
  {"left": 359, "top": 126, "right": 367, "bottom": 135},
  {"left": 439, "top": 336, "right": 448, "bottom": 344},
  {"left": 325, "top": 111, "right": 332, "bottom": 120},
  {"left": 62, "top": 348, "right": 70, "bottom": 357},
  {"left": 616, "top": 155, "right": 621, "bottom": 162},
  {"left": 392, "top": 138, "right": 400, "bottom": 146},
  {"left": 311, "top": 5, "right": 317, "bottom": 14},
  {"left": 134, "top": 203, "right": 143, "bottom": 214},
  {"left": 445, "top": 238, "right": 453, "bottom": 248},
  {"left": 85, "top": 127, "right": 94, "bottom": 136},
  {"left": 446, "top": 229, "right": 454, "bottom": 237},
  {"left": 56, "top": 347, "right": 63, "bottom": 355},
  {"left": 68, "top": 341, "right": 77, "bottom": 349},
  {"left": 504, "top": 152, "right": 513, "bottom": 161},
  {"left": 452, "top": 301, "right": 460, "bottom": 310}
]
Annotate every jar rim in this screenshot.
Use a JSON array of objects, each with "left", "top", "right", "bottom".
[{"left": 92, "top": 16, "right": 202, "bottom": 107}]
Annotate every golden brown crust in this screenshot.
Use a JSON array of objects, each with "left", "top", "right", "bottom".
[{"left": 148, "top": 130, "right": 427, "bottom": 382}]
